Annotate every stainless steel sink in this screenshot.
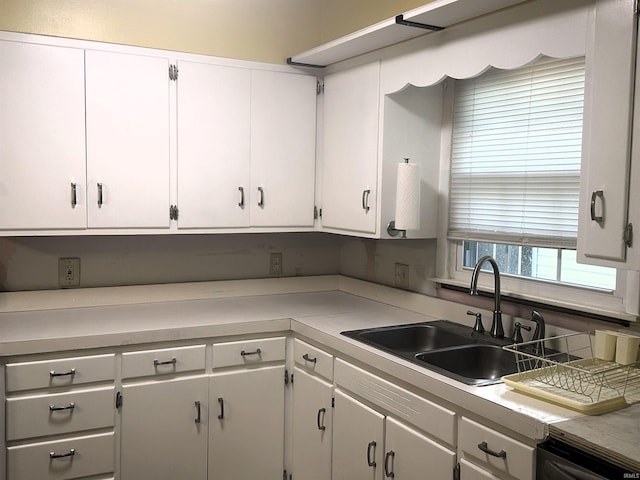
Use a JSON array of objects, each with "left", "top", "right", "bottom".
[
  {"left": 415, "top": 345, "right": 518, "bottom": 386},
  {"left": 341, "top": 320, "right": 518, "bottom": 386}
]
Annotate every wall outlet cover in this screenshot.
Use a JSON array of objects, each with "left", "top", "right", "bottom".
[
  {"left": 58, "top": 257, "right": 81, "bottom": 287},
  {"left": 395, "top": 263, "right": 410, "bottom": 289}
]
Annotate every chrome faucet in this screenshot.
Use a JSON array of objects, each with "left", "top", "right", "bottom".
[{"left": 469, "top": 255, "right": 504, "bottom": 338}]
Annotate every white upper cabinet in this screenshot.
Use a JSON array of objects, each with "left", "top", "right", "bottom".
[
  {"left": 578, "top": 0, "right": 639, "bottom": 269},
  {"left": 250, "top": 70, "right": 317, "bottom": 228},
  {"left": 176, "top": 61, "right": 251, "bottom": 228},
  {"left": 321, "top": 61, "right": 380, "bottom": 234},
  {"left": 320, "top": 60, "right": 443, "bottom": 239},
  {"left": 0, "top": 41, "right": 87, "bottom": 230},
  {"left": 85, "top": 50, "right": 171, "bottom": 229}
]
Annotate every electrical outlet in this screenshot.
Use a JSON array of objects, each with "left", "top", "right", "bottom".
[
  {"left": 270, "top": 252, "right": 283, "bottom": 276},
  {"left": 395, "top": 263, "right": 410, "bottom": 289},
  {"left": 58, "top": 257, "right": 81, "bottom": 287}
]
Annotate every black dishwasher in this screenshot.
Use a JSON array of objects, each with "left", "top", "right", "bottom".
[{"left": 537, "top": 437, "right": 637, "bottom": 479}]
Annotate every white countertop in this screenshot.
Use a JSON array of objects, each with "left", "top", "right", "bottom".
[{"left": 0, "top": 276, "right": 636, "bottom": 469}]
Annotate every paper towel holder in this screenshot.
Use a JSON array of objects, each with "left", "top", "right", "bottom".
[{"left": 387, "top": 220, "right": 407, "bottom": 238}]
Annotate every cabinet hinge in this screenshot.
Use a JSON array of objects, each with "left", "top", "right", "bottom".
[
  {"left": 625, "top": 223, "right": 633, "bottom": 248},
  {"left": 316, "top": 80, "right": 324, "bottom": 95},
  {"left": 453, "top": 462, "right": 460, "bottom": 480},
  {"left": 115, "top": 391, "right": 123, "bottom": 409},
  {"left": 169, "top": 205, "right": 179, "bottom": 221},
  {"left": 169, "top": 64, "right": 179, "bottom": 81}
]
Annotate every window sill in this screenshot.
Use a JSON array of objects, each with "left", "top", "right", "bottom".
[{"left": 432, "top": 277, "right": 638, "bottom": 325}]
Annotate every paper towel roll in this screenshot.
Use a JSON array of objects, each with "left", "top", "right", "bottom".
[{"left": 395, "top": 162, "right": 420, "bottom": 230}]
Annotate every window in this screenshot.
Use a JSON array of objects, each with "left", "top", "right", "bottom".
[{"left": 446, "top": 56, "right": 617, "bottom": 293}]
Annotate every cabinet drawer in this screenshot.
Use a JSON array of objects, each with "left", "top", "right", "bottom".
[
  {"left": 212, "top": 336, "right": 286, "bottom": 369},
  {"left": 7, "top": 432, "right": 114, "bottom": 480},
  {"left": 122, "top": 344, "right": 205, "bottom": 379},
  {"left": 334, "top": 358, "right": 456, "bottom": 446},
  {"left": 459, "top": 416, "right": 535, "bottom": 480},
  {"left": 5, "top": 354, "right": 115, "bottom": 392},
  {"left": 293, "top": 338, "right": 333, "bottom": 380},
  {"left": 6, "top": 386, "right": 115, "bottom": 441}
]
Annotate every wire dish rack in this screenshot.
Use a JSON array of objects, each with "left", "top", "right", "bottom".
[{"left": 502, "top": 332, "right": 640, "bottom": 414}]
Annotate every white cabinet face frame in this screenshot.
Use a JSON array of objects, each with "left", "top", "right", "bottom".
[{"left": 0, "top": 41, "right": 87, "bottom": 230}]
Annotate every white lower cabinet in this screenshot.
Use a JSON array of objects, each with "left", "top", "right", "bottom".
[
  {"left": 208, "top": 365, "right": 285, "bottom": 479},
  {"left": 458, "top": 416, "right": 535, "bottom": 480},
  {"left": 332, "top": 390, "right": 384, "bottom": 480},
  {"left": 291, "top": 367, "right": 333, "bottom": 480},
  {"left": 332, "top": 389, "right": 456, "bottom": 480},
  {"left": 120, "top": 375, "right": 208, "bottom": 480},
  {"left": 7, "top": 432, "right": 115, "bottom": 480}
]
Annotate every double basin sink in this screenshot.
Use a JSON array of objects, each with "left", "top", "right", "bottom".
[{"left": 342, "top": 320, "right": 519, "bottom": 386}]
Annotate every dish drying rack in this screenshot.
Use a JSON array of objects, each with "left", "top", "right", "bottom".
[{"left": 502, "top": 332, "right": 640, "bottom": 414}]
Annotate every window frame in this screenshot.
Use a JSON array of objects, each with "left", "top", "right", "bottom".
[{"left": 436, "top": 75, "right": 634, "bottom": 321}]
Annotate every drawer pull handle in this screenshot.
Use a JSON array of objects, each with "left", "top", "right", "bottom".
[
  {"left": 49, "top": 368, "right": 76, "bottom": 378},
  {"left": 367, "top": 441, "right": 377, "bottom": 467},
  {"left": 240, "top": 348, "right": 262, "bottom": 357},
  {"left": 302, "top": 353, "right": 317, "bottom": 364},
  {"left": 154, "top": 357, "right": 177, "bottom": 367},
  {"left": 49, "top": 402, "right": 75, "bottom": 412},
  {"left": 478, "top": 441, "right": 507, "bottom": 459},
  {"left": 217, "top": 397, "right": 225, "bottom": 420},
  {"left": 316, "top": 407, "right": 326, "bottom": 431},
  {"left": 49, "top": 448, "right": 75, "bottom": 459},
  {"left": 97, "top": 182, "right": 103, "bottom": 208},
  {"left": 384, "top": 450, "right": 395, "bottom": 478},
  {"left": 195, "top": 401, "right": 202, "bottom": 424}
]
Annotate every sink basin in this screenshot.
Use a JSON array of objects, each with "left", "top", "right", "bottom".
[
  {"left": 416, "top": 345, "right": 518, "bottom": 386},
  {"left": 350, "top": 324, "right": 472, "bottom": 353},
  {"left": 341, "top": 320, "right": 517, "bottom": 386}
]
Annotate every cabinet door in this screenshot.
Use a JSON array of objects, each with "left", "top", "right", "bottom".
[
  {"left": 209, "top": 365, "right": 285, "bottom": 480},
  {"left": 332, "top": 389, "right": 384, "bottom": 480},
  {"left": 86, "top": 50, "right": 170, "bottom": 229},
  {"left": 120, "top": 376, "right": 208, "bottom": 480},
  {"left": 0, "top": 41, "right": 86, "bottom": 230},
  {"left": 176, "top": 61, "right": 251, "bottom": 228},
  {"left": 384, "top": 416, "right": 456, "bottom": 480},
  {"left": 321, "top": 62, "right": 380, "bottom": 234},
  {"left": 291, "top": 368, "right": 333, "bottom": 480},
  {"left": 578, "top": 0, "right": 637, "bottom": 265},
  {"left": 250, "top": 70, "right": 317, "bottom": 227}
]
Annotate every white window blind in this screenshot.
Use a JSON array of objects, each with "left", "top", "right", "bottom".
[{"left": 448, "top": 56, "right": 586, "bottom": 248}]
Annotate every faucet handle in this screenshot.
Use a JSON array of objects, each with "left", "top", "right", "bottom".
[
  {"left": 467, "top": 310, "right": 485, "bottom": 334},
  {"left": 511, "top": 322, "right": 531, "bottom": 343}
]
